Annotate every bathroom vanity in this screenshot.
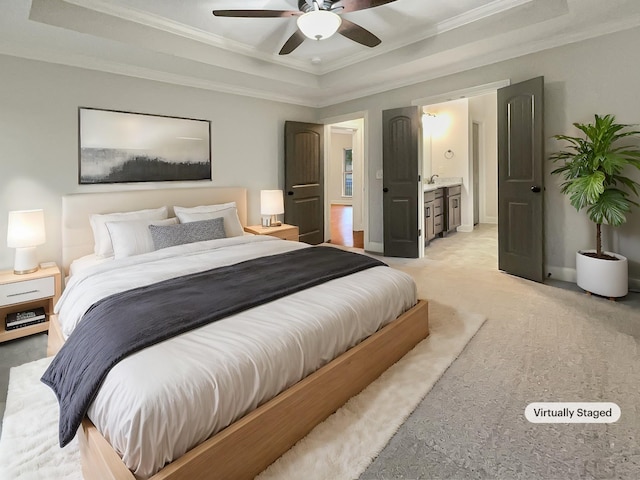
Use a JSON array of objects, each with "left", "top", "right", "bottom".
[{"left": 424, "top": 180, "right": 462, "bottom": 246}]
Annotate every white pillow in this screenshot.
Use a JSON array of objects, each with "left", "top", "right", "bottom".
[
  {"left": 174, "top": 203, "right": 244, "bottom": 237},
  {"left": 90, "top": 206, "right": 169, "bottom": 257},
  {"left": 106, "top": 217, "right": 178, "bottom": 259}
]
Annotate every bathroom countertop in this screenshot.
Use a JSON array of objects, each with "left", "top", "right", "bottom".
[{"left": 424, "top": 177, "right": 463, "bottom": 192}]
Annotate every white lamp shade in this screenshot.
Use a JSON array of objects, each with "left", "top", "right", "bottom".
[
  {"left": 7, "top": 209, "right": 46, "bottom": 248},
  {"left": 297, "top": 10, "right": 342, "bottom": 40},
  {"left": 260, "top": 190, "right": 285, "bottom": 215}
]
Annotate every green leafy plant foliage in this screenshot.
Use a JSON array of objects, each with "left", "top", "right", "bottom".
[{"left": 550, "top": 114, "right": 640, "bottom": 258}]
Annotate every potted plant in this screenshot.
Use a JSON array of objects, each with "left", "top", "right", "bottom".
[{"left": 550, "top": 114, "right": 640, "bottom": 298}]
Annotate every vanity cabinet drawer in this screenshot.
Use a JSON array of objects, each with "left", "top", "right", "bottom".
[
  {"left": 0, "top": 276, "right": 55, "bottom": 307},
  {"left": 433, "top": 198, "right": 443, "bottom": 215},
  {"left": 434, "top": 216, "right": 444, "bottom": 234},
  {"left": 424, "top": 188, "right": 444, "bottom": 202},
  {"left": 446, "top": 185, "right": 462, "bottom": 196}
]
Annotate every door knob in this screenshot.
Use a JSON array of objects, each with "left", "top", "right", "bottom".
[
  {"left": 531, "top": 186, "right": 541, "bottom": 193},
  {"left": 383, "top": 187, "right": 389, "bottom": 193},
  {"left": 287, "top": 191, "right": 294, "bottom": 196}
]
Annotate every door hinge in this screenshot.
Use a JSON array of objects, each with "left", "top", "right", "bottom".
[
  {"left": 418, "top": 229, "right": 421, "bottom": 237},
  {"left": 418, "top": 175, "right": 421, "bottom": 182}
]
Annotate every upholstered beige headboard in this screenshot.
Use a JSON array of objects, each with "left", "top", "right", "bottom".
[{"left": 62, "top": 186, "right": 247, "bottom": 274}]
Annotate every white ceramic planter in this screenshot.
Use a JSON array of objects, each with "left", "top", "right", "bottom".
[{"left": 576, "top": 250, "right": 628, "bottom": 298}]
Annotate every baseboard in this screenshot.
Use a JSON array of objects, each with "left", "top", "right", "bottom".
[
  {"left": 546, "top": 266, "right": 576, "bottom": 283},
  {"left": 481, "top": 216, "right": 497, "bottom": 224},
  {"left": 457, "top": 225, "right": 474, "bottom": 233},
  {"left": 546, "top": 265, "right": 640, "bottom": 293}
]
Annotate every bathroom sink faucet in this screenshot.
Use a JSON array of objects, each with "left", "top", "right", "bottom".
[{"left": 428, "top": 174, "right": 439, "bottom": 184}]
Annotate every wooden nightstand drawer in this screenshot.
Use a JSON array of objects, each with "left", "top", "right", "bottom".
[
  {"left": 0, "top": 276, "right": 55, "bottom": 307},
  {"left": 0, "top": 265, "right": 61, "bottom": 345},
  {"left": 270, "top": 229, "right": 299, "bottom": 241},
  {"left": 244, "top": 224, "right": 299, "bottom": 242}
]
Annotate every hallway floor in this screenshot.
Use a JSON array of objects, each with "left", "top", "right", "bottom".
[
  {"left": 330, "top": 204, "right": 363, "bottom": 248},
  {"left": 424, "top": 223, "right": 498, "bottom": 270}
]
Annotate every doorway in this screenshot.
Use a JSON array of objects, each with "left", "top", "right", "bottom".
[
  {"left": 416, "top": 89, "right": 499, "bottom": 268},
  {"left": 325, "top": 118, "right": 365, "bottom": 248}
]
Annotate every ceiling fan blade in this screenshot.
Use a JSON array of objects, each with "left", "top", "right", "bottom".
[
  {"left": 338, "top": 18, "right": 381, "bottom": 47},
  {"left": 279, "top": 30, "right": 306, "bottom": 55},
  {"left": 213, "top": 10, "right": 301, "bottom": 18},
  {"left": 332, "top": 0, "right": 397, "bottom": 14}
]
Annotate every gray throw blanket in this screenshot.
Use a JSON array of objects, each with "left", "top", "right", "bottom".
[{"left": 41, "top": 246, "right": 386, "bottom": 447}]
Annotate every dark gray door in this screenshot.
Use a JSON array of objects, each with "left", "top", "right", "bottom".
[
  {"left": 472, "top": 122, "right": 480, "bottom": 225},
  {"left": 497, "top": 77, "right": 544, "bottom": 282},
  {"left": 284, "top": 121, "right": 324, "bottom": 244},
  {"left": 382, "top": 106, "right": 420, "bottom": 258}
]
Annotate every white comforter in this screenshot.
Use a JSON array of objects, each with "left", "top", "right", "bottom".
[{"left": 55, "top": 236, "right": 417, "bottom": 478}]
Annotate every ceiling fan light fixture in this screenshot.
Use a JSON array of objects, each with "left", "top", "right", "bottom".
[{"left": 297, "top": 10, "right": 342, "bottom": 41}]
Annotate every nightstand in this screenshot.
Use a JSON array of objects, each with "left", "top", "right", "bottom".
[
  {"left": 244, "top": 224, "right": 299, "bottom": 241},
  {"left": 0, "top": 265, "right": 61, "bottom": 344}
]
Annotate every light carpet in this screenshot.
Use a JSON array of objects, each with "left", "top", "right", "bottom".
[
  {"left": 0, "top": 301, "right": 484, "bottom": 480},
  {"left": 362, "top": 248, "right": 640, "bottom": 479}
]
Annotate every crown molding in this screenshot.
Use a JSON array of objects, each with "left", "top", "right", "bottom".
[
  {"left": 62, "top": 0, "right": 533, "bottom": 75},
  {"left": 0, "top": 43, "right": 319, "bottom": 107},
  {"left": 4, "top": 9, "right": 640, "bottom": 110},
  {"left": 314, "top": 0, "right": 534, "bottom": 74},
  {"left": 61, "top": 0, "right": 321, "bottom": 74},
  {"left": 314, "top": 14, "right": 640, "bottom": 108}
]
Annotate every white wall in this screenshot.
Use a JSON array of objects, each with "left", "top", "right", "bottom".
[
  {"left": 328, "top": 131, "right": 353, "bottom": 205},
  {"left": 427, "top": 99, "right": 469, "bottom": 180},
  {"left": 0, "top": 54, "right": 315, "bottom": 270},
  {"left": 4, "top": 25, "right": 640, "bottom": 285},
  {"left": 468, "top": 92, "right": 498, "bottom": 223},
  {"left": 318, "top": 26, "right": 640, "bottom": 285}
]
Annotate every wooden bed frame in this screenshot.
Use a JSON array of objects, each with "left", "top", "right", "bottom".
[
  {"left": 48, "top": 300, "right": 428, "bottom": 480},
  {"left": 50, "top": 186, "right": 430, "bottom": 479}
]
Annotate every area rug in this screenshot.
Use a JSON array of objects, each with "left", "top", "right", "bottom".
[{"left": 0, "top": 301, "right": 485, "bottom": 480}]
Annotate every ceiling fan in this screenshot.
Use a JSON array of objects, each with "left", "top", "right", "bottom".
[{"left": 213, "top": 0, "right": 397, "bottom": 55}]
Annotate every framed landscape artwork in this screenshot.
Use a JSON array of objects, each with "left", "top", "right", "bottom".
[{"left": 78, "top": 107, "right": 211, "bottom": 184}]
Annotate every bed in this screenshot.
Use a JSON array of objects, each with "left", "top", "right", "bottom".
[{"left": 45, "top": 186, "right": 429, "bottom": 480}]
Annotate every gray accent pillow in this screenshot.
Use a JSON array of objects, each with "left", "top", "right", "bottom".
[{"left": 149, "top": 217, "right": 226, "bottom": 250}]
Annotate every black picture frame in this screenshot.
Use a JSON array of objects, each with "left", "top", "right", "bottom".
[{"left": 78, "top": 107, "right": 211, "bottom": 184}]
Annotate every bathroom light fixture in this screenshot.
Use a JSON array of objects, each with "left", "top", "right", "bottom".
[
  {"left": 260, "top": 190, "right": 284, "bottom": 227},
  {"left": 422, "top": 112, "right": 437, "bottom": 133},
  {"left": 297, "top": 9, "right": 342, "bottom": 41},
  {"left": 7, "top": 209, "right": 46, "bottom": 274}
]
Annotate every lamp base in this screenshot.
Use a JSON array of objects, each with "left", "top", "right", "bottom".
[
  {"left": 14, "top": 247, "right": 39, "bottom": 275},
  {"left": 268, "top": 215, "right": 281, "bottom": 227}
]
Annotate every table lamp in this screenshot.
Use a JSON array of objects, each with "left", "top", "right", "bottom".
[
  {"left": 260, "top": 190, "right": 284, "bottom": 227},
  {"left": 7, "top": 209, "right": 46, "bottom": 274}
]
